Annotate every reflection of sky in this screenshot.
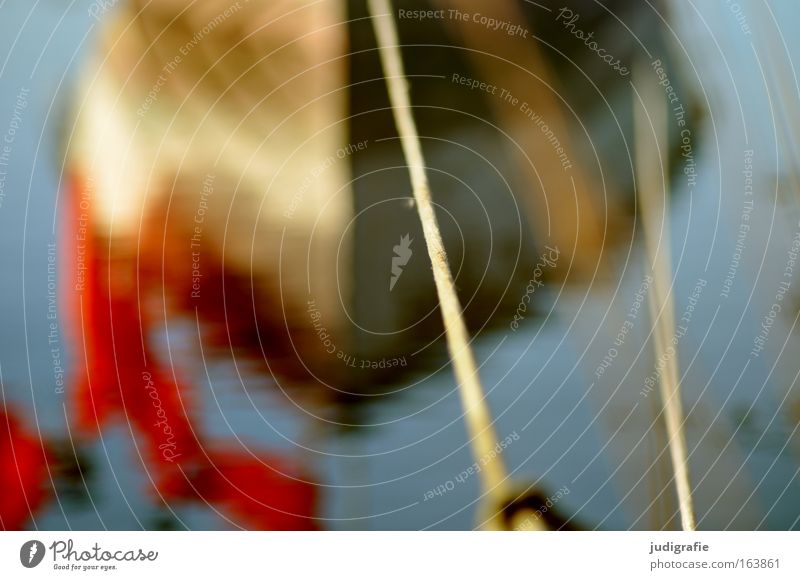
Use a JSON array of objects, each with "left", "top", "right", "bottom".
[{"left": 1, "top": 1, "right": 800, "bottom": 529}]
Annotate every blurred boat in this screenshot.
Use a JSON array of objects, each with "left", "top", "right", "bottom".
[{"left": 63, "top": 0, "right": 352, "bottom": 529}]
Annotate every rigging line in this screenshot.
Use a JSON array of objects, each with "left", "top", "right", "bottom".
[
  {"left": 367, "top": 0, "right": 509, "bottom": 507},
  {"left": 633, "top": 63, "right": 696, "bottom": 531}
]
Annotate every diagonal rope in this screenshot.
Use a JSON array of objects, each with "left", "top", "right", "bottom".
[
  {"left": 367, "top": 0, "right": 509, "bottom": 509},
  {"left": 633, "top": 65, "right": 696, "bottom": 531}
]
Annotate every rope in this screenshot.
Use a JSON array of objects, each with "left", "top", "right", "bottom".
[
  {"left": 367, "top": 0, "right": 509, "bottom": 509},
  {"left": 633, "top": 66, "right": 696, "bottom": 531}
]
